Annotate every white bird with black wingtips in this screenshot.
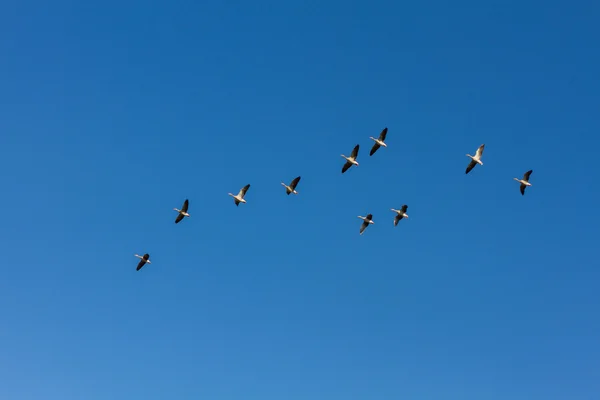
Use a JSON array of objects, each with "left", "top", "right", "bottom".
[
  {"left": 514, "top": 170, "right": 533, "bottom": 195},
  {"left": 228, "top": 184, "right": 251, "bottom": 206},
  {"left": 391, "top": 205, "right": 409, "bottom": 226},
  {"left": 369, "top": 127, "right": 388, "bottom": 156},
  {"left": 341, "top": 144, "right": 360, "bottom": 173},
  {"left": 173, "top": 199, "right": 190, "bottom": 224},
  {"left": 357, "top": 213, "right": 374, "bottom": 235},
  {"left": 465, "top": 144, "right": 485, "bottom": 174},
  {"left": 281, "top": 176, "right": 301, "bottom": 195}
]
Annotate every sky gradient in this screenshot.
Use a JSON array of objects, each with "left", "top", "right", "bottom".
[{"left": 1, "top": 1, "right": 599, "bottom": 399}]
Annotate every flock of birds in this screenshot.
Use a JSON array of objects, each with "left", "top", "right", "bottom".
[{"left": 134, "top": 128, "right": 534, "bottom": 271}]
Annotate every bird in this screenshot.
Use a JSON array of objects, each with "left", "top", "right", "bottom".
[
  {"left": 228, "top": 184, "right": 251, "bottom": 206},
  {"left": 173, "top": 199, "right": 190, "bottom": 224},
  {"left": 514, "top": 170, "right": 533, "bottom": 195},
  {"left": 357, "top": 213, "right": 374, "bottom": 235},
  {"left": 134, "top": 253, "right": 151, "bottom": 271},
  {"left": 465, "top": 144, "right": 485, "bottom": 174},
  {"left": 369, "top": 127, "right": 388, "bottom": 156},
  {"left": 341, "top": 144, "right": 360, "bottom": 173},
  {"left": 281, "top": 176, "right": 301, "bottom": 195},
  {"left": 391, "top": 205, "right": 409, "bottom": 226}
]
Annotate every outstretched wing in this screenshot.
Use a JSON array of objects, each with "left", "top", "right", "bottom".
[
  {"left": 234, "top": 198, "right": 240, "bottom": 206},
  {"left": 401, "top": 204, "right": 408, "bottom": 213},
  {"left": 350, "top": 144, "right": 359, "bottom": 159},
  {"left": 142, "top": 253, "right": 150, "bottom": 261},
  {"left": 365, "top": 213, "right": 373, "bottom": 221},
  {"left": 175, "top": 213, "right": 184, "bottom": 224},
  {"left": 394, "top": 214, "right": 401, "bottom": 226},
  {"left": 239, "top": 184, "right": 251, "bottom": 198},
  {"left": 289, "top": 176, "right": 301, "bottom": 190},
  {"left": 465, "top": 159, "right": 477, "bottom": 174},
  {"left": 523, "top": 170, "right": 533, "bottom": 181},
  {"left": 342, "top": 161, "right": 352, "bottom": 173},
  {"left": 379, "top": 127, "right": 388, "bottom": 141},
  {"left": 360, "top": 221, "right": 368, "bottom": 235},
  {"left": 475, "top": 144, "right": 485, "bottom": 158},
  {"left": 181, "top": 199, "right": 189, "bottom": 213},
  {"left": 369, "top": 143, "right": 380, "bottom": 156},
  {"left": 520, "top": 183, "right": 526, "bottom": 195}
]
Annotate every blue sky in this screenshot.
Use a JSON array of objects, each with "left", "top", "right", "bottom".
[{"left": 1, "top": 0, "right": 599, "bottom": 399}]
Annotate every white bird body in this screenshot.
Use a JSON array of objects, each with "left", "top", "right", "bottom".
[
  {"left": 341, "top": 154, "right": 359, "bottom": 166},
  {"left": 174, "top": 208, "right": 190, "bottom": 217},
  {"left": 369, "top": 137, "right": 387, "bottom": 147},
  {"left": 513, "top": 178, "right": 532, "bottom": 186},
  {"left": 281, "top": 182, "right": 298, "bottom": 194}
]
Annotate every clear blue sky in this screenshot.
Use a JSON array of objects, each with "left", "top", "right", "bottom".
[{"left": 1, "top": 1, "right": 599, "bottom": 399}]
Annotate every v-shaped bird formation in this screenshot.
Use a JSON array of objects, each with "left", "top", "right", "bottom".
[{"left": 134, "top": 128, "right": 534, "bottom": 270}]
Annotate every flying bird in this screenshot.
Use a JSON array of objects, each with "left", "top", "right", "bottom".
[
  {"left": 134, "top": 253, "right": 151, "bottom": 271},
  {"left": 357, "top": 213, "right": 374, "bottom": 235},
  {"left": 173, "top": 199, "right": 190, "bottom": 224},
  {"left": 281, "top": 176, "right": 301, "bottom": 195},
  {"left": 228, "top": 184, "right": 251, "bottom": 206},
  {"left": 514, "top": 170, "right": 533, "bottom": 195},
  {"left": 465, "top": 144, "right": 485, "bottom": 174},
  {"left": 369, "top": 127, "right": 388, "bottom": 156},
  {"left": 341, "top": 144, "right": 360, "bottom": 173},
  {"left": 391, "top": 205, "right": 409, "bottom": 226}
]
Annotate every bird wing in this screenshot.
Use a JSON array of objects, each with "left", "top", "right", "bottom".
[
  {"left": 181, "top": 199, "right": 189, "bottom": 213},
  {"left": 136, "top": 260, "right": 145, "bottom": 270},
  {"left": 475, "top": 144, "right": 485, "bottom": 158},
  {"left": 401, "top": 205, "right": 408, "bottom": 213},
  {"left": 142, "top": 253, "right": 150, "bottom": 261},
  {"left": 465, "top": 159, "right": 477, "bottom": 174},
  {"left": 342, "top": 161, "right": 352, "bottom": 173},
  {"left": 234, "top": 198, "right": 240, "bottom": 206},
  {"left": 289, "top": 176, "right": 301, "bottom": 190},
  {"left": 175, "top": 213, "right": 184, "bottom": 224},
  {"left": 523, "top": 169, "right": 533, "bottom": 181},
  {"left": 365, "top": 214, "right": 373, "bottom": 221},
  {"left": 369, "top": 143, "right": 380, "bottom": 156},
  {"left": 239, "top": 184, "right": 250, "bottom": 198},
  {"left": 360, "top": 221, "right": 368, "bottom": 234},
  {"left": 350, "top": 144, "right": 359, "bottom": 159},
  {"left": 394, "top": 214, "right": 401, "bottom": 226},
  {"left": 520, "top": 183, "right": 526, "bottom": 195},
  {"left": 379, "top": 127, "right": 388, "bottom": 141}
]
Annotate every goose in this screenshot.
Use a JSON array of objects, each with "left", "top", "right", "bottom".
[
  {"left": 341, "top": 144, "right": 360, "bottom": 173},
  {"left": 358, "top": 213, "right": 374, "bottom": 235},
  {"left": 134, "top": 253, "right": 151, "bottom": 271},
  {"left": 173, "top": 199, "right": 190, "bottom": 224},
  {"left": 514, "top": 170, "right": 533, "bottom": 195},
  {"left": 465, "top": 144, "right": 485, "bottom": 174},
  {"left": 369, "top": 127, "right": 388, "bottom": 156},
  {"left": 228, "top": 184, "right": 251, "bottom": 206},
  {"left": 281, "top": 176, "right": 301, "bottom": 195},
  {"left": 391, "top": 205, "right": 409, "bottom": 226}
]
